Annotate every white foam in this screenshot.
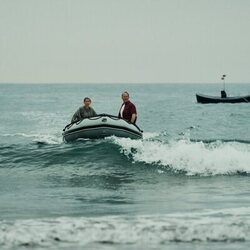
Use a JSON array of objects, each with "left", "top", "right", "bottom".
[
  {"left": 110, "top": 137, "right": 250, "bottom": 176},
  {"left": 142, "top": 132, "right": 160, "bottom": 140},
  {"left": 1, "top": 207, "right": 250, "bottom": 248}
]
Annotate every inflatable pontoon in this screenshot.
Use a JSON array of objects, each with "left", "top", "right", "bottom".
[{"left": 63, "top": 114, "right": 143, "bottom": 142}]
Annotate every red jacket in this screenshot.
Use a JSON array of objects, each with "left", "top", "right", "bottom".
[{"left": 118, "top": 101, "right": 137, "bottom": 123}]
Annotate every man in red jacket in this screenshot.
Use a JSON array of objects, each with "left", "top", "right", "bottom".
[{"left": 118, "top": 91, "right": 137, "bottom": 124}]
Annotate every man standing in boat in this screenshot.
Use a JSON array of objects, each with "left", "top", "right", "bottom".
[
  {"left": 118, "top": 91, "right": 137, "bottom": 124},
  {"left": 71, "top": 97, "right": 97, "bottom": 123}
]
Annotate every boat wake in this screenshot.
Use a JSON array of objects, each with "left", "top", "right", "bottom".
[{"left": 110, "top": 135, "right": 250, "bottom": 176}]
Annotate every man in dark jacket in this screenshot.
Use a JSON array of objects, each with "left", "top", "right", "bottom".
[{"left": 118, "top": 91, "right": 137, "bottom": 123}]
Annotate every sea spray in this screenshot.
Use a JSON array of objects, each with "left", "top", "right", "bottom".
[{"left": 110, "top": 136, "right": 250, "bottom": 176}]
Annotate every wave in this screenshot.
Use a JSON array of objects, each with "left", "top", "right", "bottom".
[
  {"left": 190, "top": 138, "right": 250, "bottom": 144},
  {"left": 1, "top": 207, "right": 250, "bottom": 248},
  {"left": 1, "top": 133, "right": 62, "bottom": 145},
  {"left": 110, "top": 136, "right": 250, "bottom": 176},
  {"left": 1, "top": 131, "right": 250, "bottom": 176}
]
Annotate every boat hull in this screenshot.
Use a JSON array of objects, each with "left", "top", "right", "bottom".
[
  {"left": 63, "top": 114, "right": 143, "bottom": 142},
  {"left": 196, "top": 94, "right": 250, "bottom": 104}
]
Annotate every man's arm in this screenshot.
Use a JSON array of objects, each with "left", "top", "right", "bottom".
[
  {"left": 71, "top": 108, "right": 80, "bottom": 123},
  {"left": 131, "top": 113, "right": 137, "bottom": 123}
]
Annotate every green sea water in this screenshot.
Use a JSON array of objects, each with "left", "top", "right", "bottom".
[{"left": 0, "top": 83, "right": 250, "bottom": 249}]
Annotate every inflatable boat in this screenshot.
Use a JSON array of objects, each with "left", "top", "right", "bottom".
[{"left": 62, "top": 114, "right": 143, "bottom": 142}]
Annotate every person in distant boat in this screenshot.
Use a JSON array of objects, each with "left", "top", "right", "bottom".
[
  {"left": 221, "top": 90, "right": 227, "bottom": 98},
  {"left": 118, "top": 91, "right": 137, "bottom": 124},
  {"left": 71, "top": 97, "right": 97, "bottom": 123}
]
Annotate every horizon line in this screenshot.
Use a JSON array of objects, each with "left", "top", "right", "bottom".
[{"left": 1, "top": 82, "right": 250, "bottom": 85}]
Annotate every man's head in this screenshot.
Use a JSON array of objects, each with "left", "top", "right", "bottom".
[{"left": 121, "top": 91, "right": 130, "bottom": 103}]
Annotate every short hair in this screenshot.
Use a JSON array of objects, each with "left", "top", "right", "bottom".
[
  {"left": 83, "top": 97, "right": 91, "bottom": 102},
  {"left": 122, "top": 91, "right": 129, "bottom": 97}
]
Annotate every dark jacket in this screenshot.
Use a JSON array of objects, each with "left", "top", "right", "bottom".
[
  {"left": 118, "top": 101, "right": 137, "bottom": 123},
  {"left": 71, "top": 106, "right": 97, "bottom": 123}
]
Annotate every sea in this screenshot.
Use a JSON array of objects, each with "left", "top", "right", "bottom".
[{"left": 0, "top": 83, "right": 250, "bottom": 250}]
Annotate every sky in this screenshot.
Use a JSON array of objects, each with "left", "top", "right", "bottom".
[{"left": 1, "top": 0, "right": 250, "bottom": 84}]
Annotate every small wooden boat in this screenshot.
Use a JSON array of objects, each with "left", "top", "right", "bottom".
[
  {"left": 63, "top": 114, "right": 143, "bottom": 142},
  {"left": 196, "top": 75, "right": 250, "bottom": 103},
  {"left": 196, "top": 93, "right": 250, "bottom": 104}
]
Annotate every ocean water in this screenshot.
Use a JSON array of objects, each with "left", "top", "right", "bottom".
[{"left": 0, "top": 83, "right": 250, "bottom": 250}]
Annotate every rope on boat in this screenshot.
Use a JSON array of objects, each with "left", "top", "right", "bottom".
[{"left": 88, "top": 113, "right": 120, "bottom": 121}]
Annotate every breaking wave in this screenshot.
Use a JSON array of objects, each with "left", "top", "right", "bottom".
[
  {"left": 110, "top": 135, "right": 250, "bottom": 176},
  {"left": 1, "top": 131, "right": 250, "bottom": 177},
  {"left": 1, "top": 207, "right": 250, "bottom": 249}
]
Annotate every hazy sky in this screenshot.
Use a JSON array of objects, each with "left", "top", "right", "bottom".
[{"left": 1, "top": 0, "right": 250, "bottom": 83}]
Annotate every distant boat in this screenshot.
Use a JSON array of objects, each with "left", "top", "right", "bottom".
[
  {"left": 196, "top": 74, "right": 250, "bottom": 104},
  {"left": 196, "top": 93, "right": 250, "bottom": 104}
]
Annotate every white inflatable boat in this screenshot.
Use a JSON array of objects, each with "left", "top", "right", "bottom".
[{"left": 62, "top": 114, "right": 143, "bottom": 142}]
